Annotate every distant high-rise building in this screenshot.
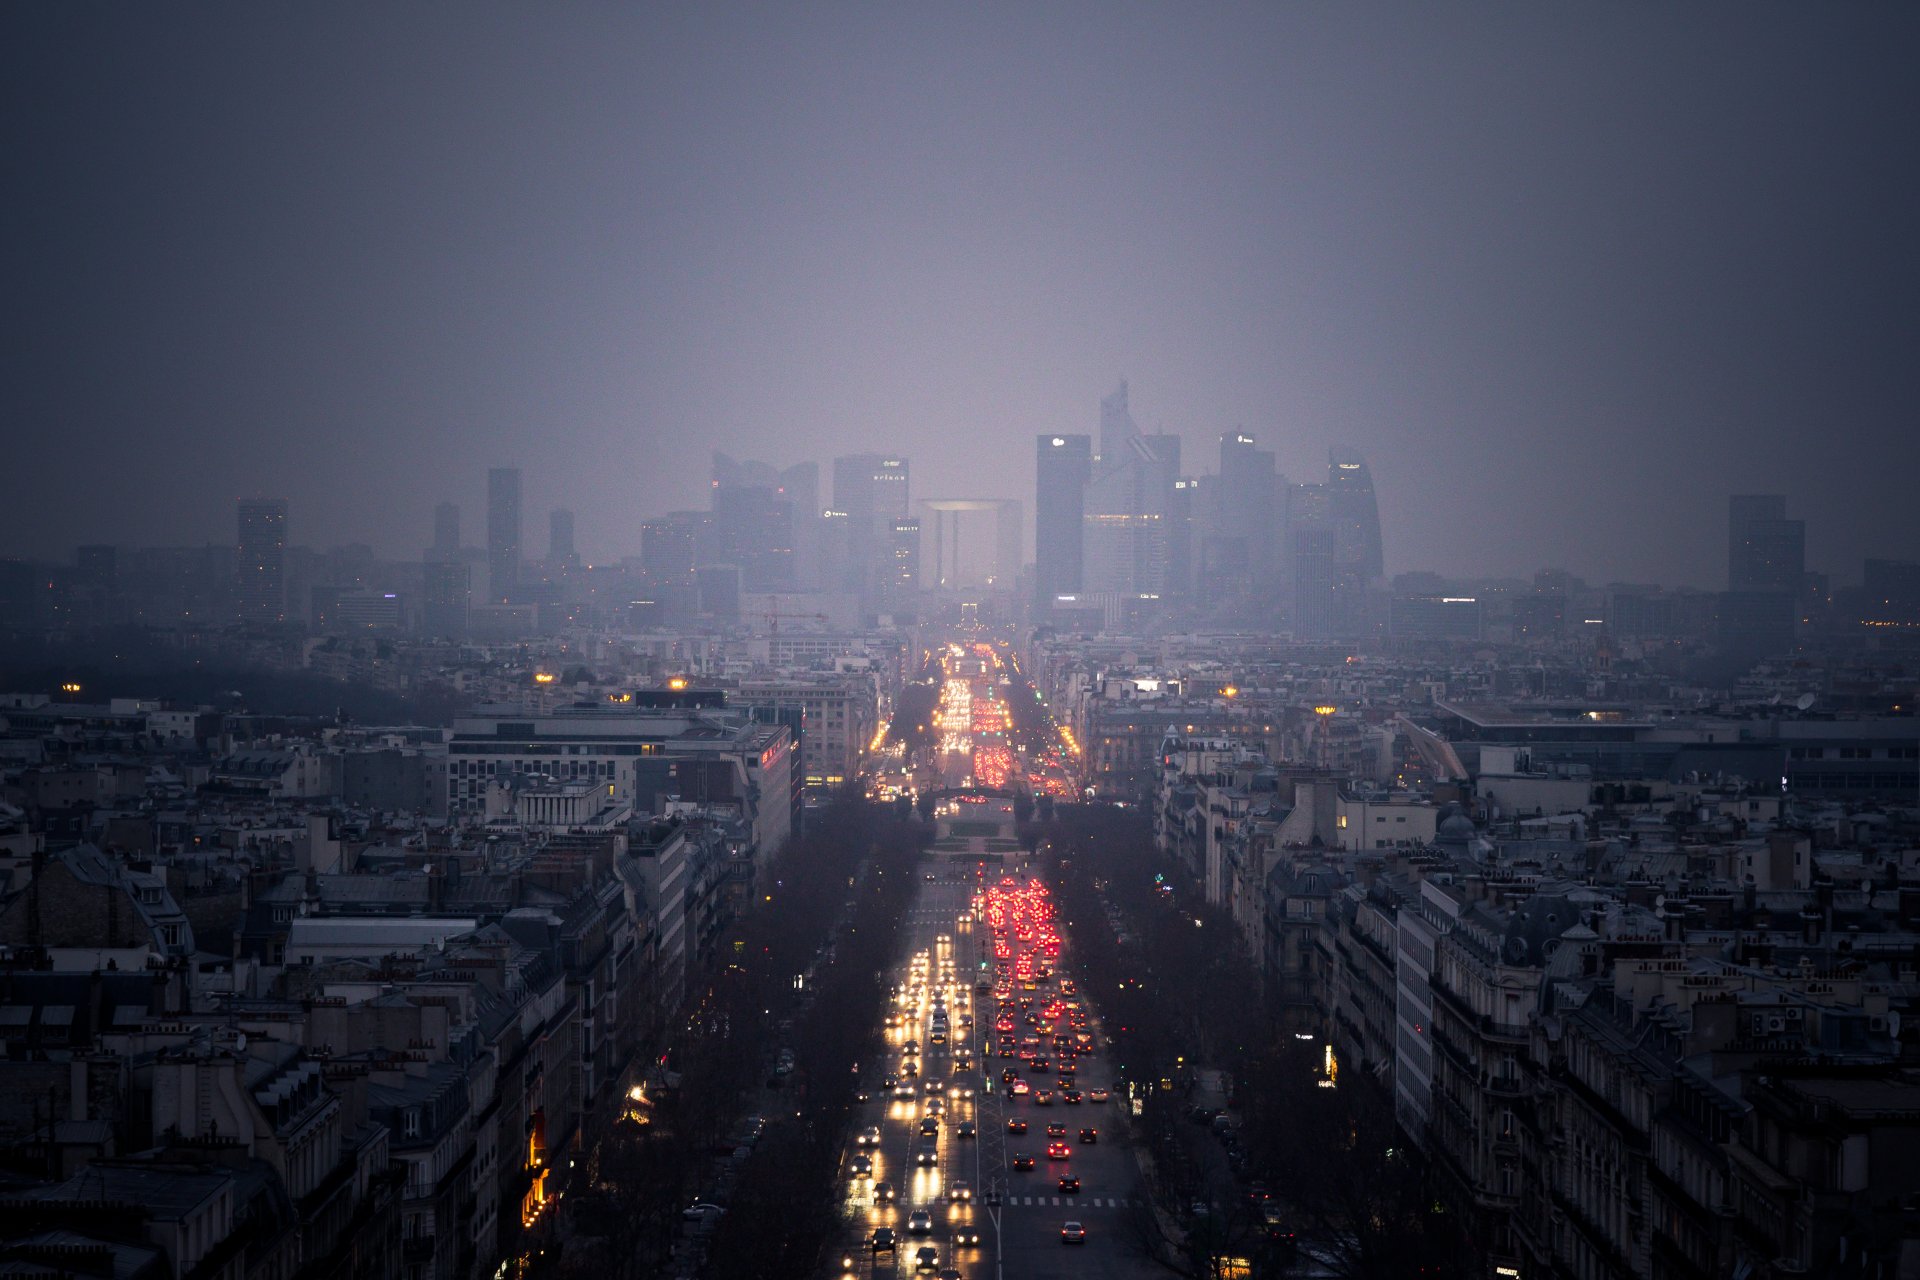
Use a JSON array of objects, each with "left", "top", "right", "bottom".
[
  {"left": 1206, "top": 431, "right": 1278, "bottom": 602},
  {"left": 887, "top": 517, "right": 921, "bottom": 606},
  {"left": 432, "top": 502, "right": 461, "bottom": 558},
  {"left": 1081, "top": 386, "right": 1178, "bottom": 599},
  {"left": 639, "top": 509, "right": 703, "bottom": 624},
  {"left": 1862, "top": 558, "right": 1920, "bottom": 626},
  {"left": 422, "top": 560, "right": 471, "bottom": 638},
  {"left": 1035, "top": 433, "right": 1092, "bottom": 604},
  {"left": 1098, "top": 380, "right": 1137, "bottom": 463},
  {"left": 1326, "top": 450, "right": 1385, "bottom": 584},
  {"left": 1288, "top": 483, "right": 1333, "bottom": 637},
  {"left": 1166, "top": 475, "right": 1195, "bottom": 600},
  {"left": 832, "top": 453, "right": 909, "bottom": 602},
  {"left": 1291, "top": 520, "right": 1336, "bottom": 639},
  {"left": 487, "top": 468, "right": 522, "bottom": 603},
  {"left": 1722, "top": 494, "right": 1805, "bottom": 658},
  {"left": 235, "top": 498, "right": 288, "bottom": 624},
  {"left": 711, "top": 453, "right": 815, "bottom": 591},
  {"left": 549, "top": 508, "right": 576, "bottom": 568},
  {"left": 1728, "top": 494, "right": 1804, "bottom": 592}
]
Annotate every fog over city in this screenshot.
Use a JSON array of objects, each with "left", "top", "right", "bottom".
[{"left": 5, "top": 3, "right": 1916, "bottom": 586}]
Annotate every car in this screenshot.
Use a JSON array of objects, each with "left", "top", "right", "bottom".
[
  {"left": 926, "top": 1098, "right": 945, "bottom": 1115},
  {"left": 1089, "top": 1088, "right": 1110, "bottom": 1103},
  {"left": 957, "top": 1122, "right": 976, "bottom": 1139},
  {"left": 874, "top": 1181, "right": 896, "bottom": 1204},
  {"left": 1078, "top": 1127, "right": 1098, "bottom": 1144},
  {"left": 953, "top": 1227, "right": 982, "bottom": 1247},
  {"left": 1045, "top": 1122, "right": 1067, "bottom": 1138},
  {"left": 1058, "top": 1175, "right": 1081, "bottom": 1193},
  {"left": 914, "top": 1244, "right": 939, "bottom": 1271},
  {"left": 1033, "top": 1090, "right": 1053, "bottom": 1106},
  {"left": 1012, "top": 1152, "right": 1035, "bottom": 1170},
  {"left": 915, "top": 1149, "right": 937, "bottom": 1166},
  {"left": 921, "top": 1118, "right": 939, "bottom": 1136},
  {"left": 1062, "top": 1089, "right": 1082, "bottom": 1104},
  {"left": 1006, "top": 1117, "right": 1027, "bottom": 1135},
  {"left": 1009, "top": 1080, "right": 1030, "bottom": 1096},
  {"left": 1061, "top": 1220, "right": 1087, "bottom": 1244},
  {"left": 925, "top": 1079, "right": 945, "bottom": 1095},
  {"left": 871, "top": 1227, "right": 898, "bottom": 1253},
  {"left": 947, "top": 1180, "right": 972, "bottom": 1202},
  {"left": 857, "top": 1126, "right": 882, "bottom": 1147},
  {"left": 907, "top": 1209, "right": 934, "bottom": 1235},
  {"left": 1047, "top": 1142, "right": 1070, "bottom": 1160},
  {"left": 851, "top": 1155, "right": 873, "bottom": 1177}
]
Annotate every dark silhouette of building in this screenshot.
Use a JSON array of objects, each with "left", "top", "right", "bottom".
[
  {"left": 1327, "top": 449, "right": 1385, "bottom": 584},
  {"left": 1722, "top": 494, "right": 1804, "bottom": 659},
  {"left": 1035, "top": 433, "right": 1092, "bottom": 606},
  {"left": 431, "top": 502, "right": 460, "bottom": 559},
  {"left": 422, "top": 560, "right": 470, "bottom": 637},
  {"left": 831, "top": 453, "right": 909, "bottom": 603},
  {"left": 235, "top": 498, "right": 288, "bottom": 624},
  {"left": 486, "top": 467, "right": 522, "bottom": 603},
  {"left": 1728, "top": 494, "right": 1804, "bottom": 592},
  {"left": 549, "top": 507, "right": 576, "bottom": 570},
  {"left": 1082, "top": 384, "right": 1179, "bottom": 599},
  {"left": 710, "top": 453, "right": 814, "bottom": 592}
]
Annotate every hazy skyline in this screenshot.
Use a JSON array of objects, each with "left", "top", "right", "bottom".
[{"left": 5, "top": 3, "right": 1916, "bottom": 588}]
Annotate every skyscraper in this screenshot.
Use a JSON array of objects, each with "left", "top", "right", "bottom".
[
  {"left": 831, "top": 453, "right": 909, "bottom": 602},
  {"left": 432, "top": 502, "right": 460, "bottom": 559},
  {"left": 1035, "top": 433, "right": 1092, "bottom": 605},
  {"left": 235, "top": 498, "right": 289, "bottom": 624},
  {"left": 1326, "top": 450, "right": 1385, "bottom": 584},
  {"left": 711, "top": 452, "right": 812, "bottom": 592},
  {"left": 549, "top": 508, "right": 576, "bottom": 568},
  {"left": 1721, "top": 494, "right": 1804, "bottom": 658},
  {"left": 641, "top": 509, "right": 706, "bottom": 624},
  {"left": 1205, "top": 431, "right": 1278, "bottom": 603},
  {"left": 1081, "top": 385, "right": 1178, "bottom": 598},
  {"left": 1288, "top": 485, "right": 1335, "bottom": 638},
  {"left": 1728, "top": 494, "right": 1804, "bottom": 592},
  {"left": 486, "top": 467, "right": 521, "bottom": 603},
  {"left": 887, "top": 517, "right": 921, "bottom": 607},
  {"left": 422, "top": 560, "right": 470, "bottom": 638}
]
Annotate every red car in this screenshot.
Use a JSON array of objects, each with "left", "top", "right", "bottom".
[{"left": 1047, "top": 1142, "right": 1070, "bottom": 1160}]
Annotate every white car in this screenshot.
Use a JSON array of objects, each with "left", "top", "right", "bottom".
[{"left": 907, "top": 1209, "right": 934, "bottom": 1235}]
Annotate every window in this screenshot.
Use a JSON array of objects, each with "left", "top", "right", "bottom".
[{"left": 403, "top": 1108, "right": 422, "bottom": 1139}]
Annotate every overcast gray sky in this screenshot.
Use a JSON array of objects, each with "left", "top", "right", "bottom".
[{"left": 4, "top": 2, "right": 1916, "bottom": 587}]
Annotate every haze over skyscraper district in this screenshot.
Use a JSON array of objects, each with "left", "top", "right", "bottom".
[{"left": 1, "top": 7, "right": 1917, "bottom": 1280}]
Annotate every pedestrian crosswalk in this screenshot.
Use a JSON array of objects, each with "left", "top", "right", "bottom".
[{"left": 997, "top": 1195, "right": 1140, "bottom": 1208}]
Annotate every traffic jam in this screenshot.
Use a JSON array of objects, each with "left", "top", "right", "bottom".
[
  {"left": 981, "top": 872, "right": 1105, "bottom": 1247},
  {"left": 847, "top": 870, "right": 1107, "bottom": 1275}
]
